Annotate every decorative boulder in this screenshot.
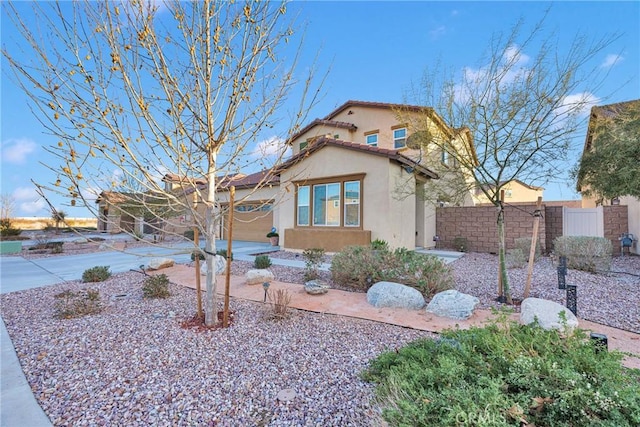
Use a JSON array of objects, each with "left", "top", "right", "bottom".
[
  {"left": 366, "top": 281, "right": 425, "bottom": 310},
  {"left": 426, "top": 290, "right": 479, "bottom": 320},
  {"left": 200, "top": 255, "right": 227, "bottom": 276},
  {"left": 304, "top": 280, "right": 330, "bottom": 295},
  {"left": 520, "top": 298, "right": 579, "bottom": 331},
  {"left": 147, "top": 257, "right": 175, "bottom": 270},
  {"left": 246, "top": 269, "right": 275, "bottom": 285}
]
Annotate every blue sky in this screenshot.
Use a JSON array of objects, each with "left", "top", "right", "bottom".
[{"left": 2, "top": 1, "right": 639, "bottom": 218}]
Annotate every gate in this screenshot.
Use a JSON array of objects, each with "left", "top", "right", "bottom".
[{"left": 562, "top": 207, "right": 604, "bottom": 237}]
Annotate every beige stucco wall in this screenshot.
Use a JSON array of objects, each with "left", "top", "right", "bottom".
[
  {"left": 279, "top": 145, "right": 421, "bottom": 250},
  {"left": 216, "top": 185, "right": 280, "bottom": 231},
  {"left": 623, "top": 196, "right": 640, "bottom": 254},
  {"left": 473, "top": 181, "right": 543, "bottom": 205}
]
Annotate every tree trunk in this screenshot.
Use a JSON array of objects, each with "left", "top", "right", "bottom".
[
  {"left": 204, "top": 162, "right": 218, "bottom": 327},
  {"left": 497, "top": 203, "right": 512, "bottom": 304}
]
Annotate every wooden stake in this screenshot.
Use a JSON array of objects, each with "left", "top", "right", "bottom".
[
  {"left": 194, "top": 227, "right": 203, "bottom": 319},
  {"left": 223, "top": 186, "right": 235, "bottom": 328},
  {"left": 497, "top": 189, "right": 504, "bottom": 299},
  {"left": 524, "top": 196, "right": 543, "bottom": 299}
]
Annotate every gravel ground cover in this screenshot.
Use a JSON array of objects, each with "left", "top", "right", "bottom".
[{"left": 1, "top": 274, "right": 433, "bottom": 426}]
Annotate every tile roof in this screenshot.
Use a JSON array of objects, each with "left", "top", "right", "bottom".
[{"left": 275, "top": 137, "right": 438, "bottom": 179}]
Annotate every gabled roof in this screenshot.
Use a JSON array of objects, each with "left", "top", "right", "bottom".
[
  {"left": 475, "top": 179, "right": 543, "bottom": 195},
  {"left": 276, "top": 137, "right": 438, "bottom": 179},
  {"left": 162, "top": 173, "right": 208, "bottom": 186}
]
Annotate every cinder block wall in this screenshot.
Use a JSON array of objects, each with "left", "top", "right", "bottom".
[
  {"left": 604, "top": 205, "right": 629, "bottom": 256},
  {"left": 435, "top": 204, "right": 546, "bottom": 253},
  {"left": 437, "top": 204, "right": 629, "bottom": 255}
]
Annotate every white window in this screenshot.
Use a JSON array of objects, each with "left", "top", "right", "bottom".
[
  {"left": 313, "top": 183, "right": 340, "bottom": 226},
  {"left": 344, "top": 181, "right": 360, "bottom": 227},
  {"left": 366, "top": 133, "right": 378, "bottom": 147},
  {"left": 393, "top": 128, "right": 407, "bottom": 148},
  {"left": 297, "top": 185, "right": 310, "bottom": 226}
]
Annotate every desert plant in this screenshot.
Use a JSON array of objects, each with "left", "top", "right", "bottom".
[
  {"left": 142, "top": 274, "right": 170, "bottom": 299},
  {"left": 362, "top": 314, "right": 640, "bottom": 427},
  {"left": 382, "top": 248, "right": 454, "bottom": 298},
  {"left": 266, "top": 288, "right": 292, "bottom": 319},
  {"left": 54, "top": 289, "right": 102, "bottom": 319},
  {"left": 216, "top": 249, "right": 233, "bottom": 261},
  {"left": 254, "top": 254, "right": 272, "bottom": 269},
  {"left": 0, "top": 218, "right": 22, "bottom": 237},
  {"left": 49, "top": 241, "right": 64, "bottom": 254},
  {"left": 191, "top": 250, "right": 205, "bottom": 261},
  {"left": 331, "top": 245, "right": 393, "bottom": 291},
  {"left": 553, "top": 236, "right": 613, "bottom": 272},
  {"left": 82, "top": 266, "right": 111, "bottom": 283},
  {"left": 453, "top": 236, "right": 469, "bottom": 252},
  {"left": 183, "top": 229, "right": 195, "bottom": 241},
  {"left": 370, "top": 239, "right": 389, "bottom": 251},
  {"left": 302, "top": 247, "right": 325, "bottom": 281},
  {"left": 506, "top": 247, "right": 527, "bottom": 269},
  {"left": 514, "top": 236, "right": 542, "bottom": 261}
]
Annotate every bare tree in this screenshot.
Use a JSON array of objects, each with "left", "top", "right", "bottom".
[
  {"left": 0, "top": 193, "right": 16, "bottom": 220},
  {"left": 3, "top": 0, "right": 320, "bottom": 326},
  {"left": 403, "top": 13, "right": 618, "bottom": 303}
]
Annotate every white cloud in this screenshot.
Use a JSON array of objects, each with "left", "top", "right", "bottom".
[
  {"left": 503, "top": 44, "right": 530, "bottom": 67},
  {"left": 601, "top": 53, "right": 623, "bottom": 68},
  {"left": 250, "top": 136, "right": 290, "bottom": 159},
  {"left": 557, "top": 92, "right": 600, "bottom": 117},
  {"left": 1, "top": 138, "right": 37, "bottom": 164},
  {"left": 12, "top": 186, "right": 47, "bottom": 215},
  {"left": 429, "top": 25, "right": 447, "bottom": 40}
]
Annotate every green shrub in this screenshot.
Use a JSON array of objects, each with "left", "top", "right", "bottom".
[
  {"left": 216, "top": 249, "right": 233, "bottom": 261},
  {"left": 54, "top": 289, "right": 102, "bottom": 319},
  {"left": 47, "top": 241, "right": 64, "bottom": 254},
  {"left": 331, "top": 246, "right": 453, "bottom": 298},
  {"left": 382, "top": 248, "right": 453, "bottom": 298},
  {"left": 453, "top": 236, "right": 469, "bottom": 252},
  {"left": 183, "top": 229, "right": 195, "bottom": 240},
  {"left": 82, "top": 266, "right": 111, "bottom": 282},
  {"left": 331, "top": 245, "right": 393, "bottom": 292},
  {"left": 554, "top": 236, "right": 612, "bottom": 272},
  {"left": 302, "top": 247, "right": 325, "bottom": 281},
  {"left": 506, "top": 248, "right": 527, "bottom": 269},
  {"left": 370, "top": 239, "right": 389, "bottom": 251},
  {"left": 0, "top": 218, "right": 22, "bottom": 237},
  {"left": 191, "top": 250, "right": 205, "bottom": 261},
  {"left": 514, "top": 236, "right": 541, "bottom": 261},
  {"left": 363, "top": 314, "right": 640, "bottom": 427},
  {"left": 254, "top": 254, "right": 272, "bottom": 269},
  {"left": 142, "top": 274, "right": 170, "bottom": 299}
]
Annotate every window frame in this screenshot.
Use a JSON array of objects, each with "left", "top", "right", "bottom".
[
  {"left": 392, "top": 126, "right": 407, "bottom": 149},
  {"left": 294, "top": 174, "right": 365, "bottom": 229},
  {"left": 296, "top": 185, "right": 310, "bottom": 226},
  {"left": 364, "top": 129, "right": 379, "bottom": 147}
]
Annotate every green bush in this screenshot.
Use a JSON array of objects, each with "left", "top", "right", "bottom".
[
  {"left": 183, "top": 229, "right": 195, "bottom": 240},
  {"left": 554, "top": 236, "right": 612, "bottom": 272},
  {"left": 453, "top": 236, "right": 469, "bottom": 252},
  {"left": 370, "top": 239, "right": 389, "bottom": 251},
  {"left": 82, "top": 266, "right": 111, "bottom": 283},
  {"left": 216, "top": 249, "right": 233, "bottom": 261},
  {"left": 54, "top": 289, "right": 102, "bottom": 319},
  {"left": 362, "top": 314, "right": 640, "bottom": 427},
  {"left": 47, "top": 241, "right": 64, "bottom": 254},
  {"left": 191, "top": 250, "right": 205, "bottom": 261},
  {"left": 506, "top": 248, "right": 527, "bottom": 269},
  {"left": 254, "top": 254, "right": 272, "bottom": 269},
  {"left": 514, "top": 236, "right": 541, "bottom": 261},
  {"left": 331, "top": 245, "right": 453, "bottom": 298},
  {"left": 0, "top": 218, "right": 22, "bottom": 237},
  {"left": 302, "top": 247, "right": 325, "bottom": 281},
  {"left": 142, "top": 274, "right": 170, "bottom": 299}
]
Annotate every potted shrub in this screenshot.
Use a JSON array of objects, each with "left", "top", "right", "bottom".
[{"left": 266, "top": 230, "right": 279, "bottom": 246}]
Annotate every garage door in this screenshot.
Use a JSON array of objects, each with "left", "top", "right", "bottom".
[{"left": 222, "top": 202, "right": 273, "bottom": 242}]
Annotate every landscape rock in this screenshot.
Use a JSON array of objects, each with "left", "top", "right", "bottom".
[
  {"left": 426, "top": 290, "right": 479, "bottom": 320},
  {"left": 147, "top": 257, "right": 175, "bottom": 270},
  {"left": 520, "top": 297, "right": 579, "bottom": 331},
  {"left": 246, "top": 269, "right": 275, "bottom": 285},
  {"left": 304, "top": 280, "right": 330, "bottom": 295},
  {"left": 366, "top": 281, "right": 425, "bottom": 309},
  {"left": 200, "top": 255, "right": 227, "bottom": 276}
]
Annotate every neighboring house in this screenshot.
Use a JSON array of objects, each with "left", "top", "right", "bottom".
[
  {"left": 577, "top": 100, "right": 640, "bottom": 253},
  {"left": 96, "top": 191, "right": 141, "bottom": 234},
  {"left": 473, "top": 179, "right": 544, "bottom": 206}
]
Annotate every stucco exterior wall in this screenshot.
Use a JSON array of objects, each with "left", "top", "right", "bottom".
[
  {"left": 474, "top": 181, "right": 543, "bottom": 205},
  {"left": 279, "top": 145, "right": 420, "bottom": 251}
]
